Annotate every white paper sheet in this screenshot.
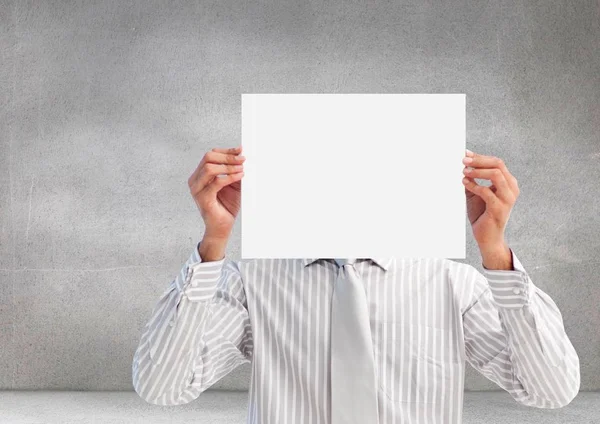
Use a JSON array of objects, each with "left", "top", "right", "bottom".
[{"left": 241, "top": 93, "right": 466, "bottom": 259}]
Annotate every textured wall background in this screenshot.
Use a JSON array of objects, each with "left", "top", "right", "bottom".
[{"left": 1, "top": 0, "right": 598, "bottom": 392}]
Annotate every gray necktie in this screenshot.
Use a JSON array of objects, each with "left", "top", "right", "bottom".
[{"left": 331, "top": 258, "right": 379, "bottom": 424}]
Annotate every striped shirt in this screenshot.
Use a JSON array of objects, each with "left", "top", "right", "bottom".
[{"left": 132, "top": 243, "right": 580, "bottom": 423}]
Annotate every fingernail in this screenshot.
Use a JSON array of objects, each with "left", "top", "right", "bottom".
[{"left": 465, "top": 149, "right": 473, "bottom": 156}]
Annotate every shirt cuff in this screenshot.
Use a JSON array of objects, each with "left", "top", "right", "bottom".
[
  {"left": 175, "top": 241, "right": 226, "bottom": 302},
  {"left": 482, "top": 248, "right": 532, "bottom": 309}
]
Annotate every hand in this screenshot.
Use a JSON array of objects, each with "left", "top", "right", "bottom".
[
  {"left": 188, "top": 145, "right": 245, "bottom": 241},
  {"left": 462, "top": 150, "right": 520, "bottom": 248}
]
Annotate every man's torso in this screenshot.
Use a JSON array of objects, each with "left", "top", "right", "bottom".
[{"left": 232, "top": 257, "right": 484, "bottom": 423}]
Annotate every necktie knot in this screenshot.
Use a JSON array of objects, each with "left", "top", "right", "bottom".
[{"left": 334, "top": 258, "right": 357, "bottom": 268}]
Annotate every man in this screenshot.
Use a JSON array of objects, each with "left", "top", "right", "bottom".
[{"left": 132, "top": 145, "right": 580, "bottom": 423}]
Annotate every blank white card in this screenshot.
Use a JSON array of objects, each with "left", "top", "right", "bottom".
[{"left": 241, "top": 93, "right": 466, "bottom": 259}]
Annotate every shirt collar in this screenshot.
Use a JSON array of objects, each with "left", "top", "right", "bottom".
[{"left": 302, "top": 258, "right": 393, "bottom": 271}]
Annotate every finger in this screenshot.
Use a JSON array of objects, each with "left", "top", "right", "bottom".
[
  {"left": 211, "top": 145, "right": 242, "bottom": 154},
  {"left": 204, "top": 171, "right": 244, "bottom": 197},
  {"left": 192, "top": 163, "right": 244, "bottom": 193},
  {"left": 464, "top": 179, "right": 497, "bottom": 199},
  {"left": 203, "top": 150, "right": 246, "bottom": 166},
  {"left": 462, "top": 177, "right": 500, "bottom": 208},
  {"left": 463, "top": 153, "right": 517, "bottom": 192},
  {"left": 463, "top": 167, "right": 513, "bottom": 203}
]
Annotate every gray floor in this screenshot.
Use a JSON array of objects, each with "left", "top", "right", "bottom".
[{"left": 0, "top": 391, "right": 598, "bottom": 423}]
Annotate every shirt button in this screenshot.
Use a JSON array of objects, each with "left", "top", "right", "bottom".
[
  {"left": 169, "top": 321, "right": 174, "bottom": 327},
  {"left": 512, "top": 287, "right": 521, "bottom": 295}
]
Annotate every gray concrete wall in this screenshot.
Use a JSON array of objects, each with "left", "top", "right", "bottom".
[{"left": 0, "top": 0, "right": 598, "bottom": 391}]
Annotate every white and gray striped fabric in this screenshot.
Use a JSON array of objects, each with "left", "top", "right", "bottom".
[{"left": 132, "top": 243, "right": 580, "bottom": 423}]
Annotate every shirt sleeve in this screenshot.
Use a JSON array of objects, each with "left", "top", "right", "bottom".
[
  {"left": 462, "top": 248, "right": 580, "bottom": 408},
  {"left": 131, "top": 241, "right": 252, "bottom": 405}
]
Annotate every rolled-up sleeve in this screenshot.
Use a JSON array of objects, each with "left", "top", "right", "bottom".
[
  {"left": 462, "top": 248, "right": 580, "bottom": 408},
  {"left": 132, "top": 241, "right": 252, "bottom": 405}
]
